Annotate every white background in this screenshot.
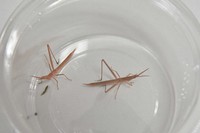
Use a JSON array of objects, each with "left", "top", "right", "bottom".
[{"left": 0, "top": 0, "right": 200, "bottom": 132}]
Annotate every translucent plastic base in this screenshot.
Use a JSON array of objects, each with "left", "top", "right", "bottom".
[
  {"left": 1, "top": 0, "right": 200, "bottom": 133},
  {"left": 25, "top": 35, "right": 174, "bottom": 133}
]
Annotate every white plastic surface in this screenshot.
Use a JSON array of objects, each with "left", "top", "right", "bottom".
[{"left": 0, "top": 0, "right": 200, "bottom": 133}]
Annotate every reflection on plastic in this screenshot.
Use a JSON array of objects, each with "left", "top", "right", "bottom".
[
  {"left": 4, "top": 30, "right": 18, "bottom": 69},
  {"left": 153, "top": 0, "right": 176, "bottom": 17}
]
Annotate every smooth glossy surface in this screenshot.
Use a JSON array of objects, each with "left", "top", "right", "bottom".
[{"left": 0, "top": 0, "right": 200, "bottom": 133}]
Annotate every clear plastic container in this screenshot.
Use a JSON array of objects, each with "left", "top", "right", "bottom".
[{"left": 0, "top": 0, "right": 200, "bottom": 133}]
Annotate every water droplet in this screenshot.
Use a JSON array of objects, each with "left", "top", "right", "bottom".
[
  {"left": 27, "top": 24, "right": 32, "bottom": 29},
  {"left": 38, "top": 12, "right": 42, "bottom": 16},
  {"left": 180, "top": 93, "right": 184, "bottom": 96},
  {"left": 193, "top": 65, "right": 200, "bottom": 71},
  {"left": 32, "top": 10, "right": 36, "bottom": 15}
]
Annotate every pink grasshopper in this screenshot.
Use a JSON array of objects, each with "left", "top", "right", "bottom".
[
  {"left": 84, "top": 59, "right": 148, "bottom": 99},
  {"left": 33, "top": 44, "right": 76, "bottom": 95}
]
